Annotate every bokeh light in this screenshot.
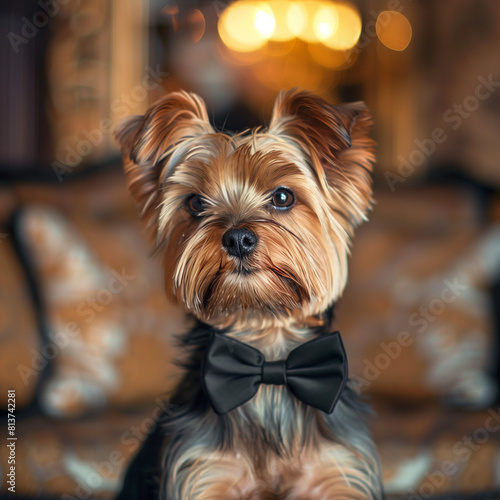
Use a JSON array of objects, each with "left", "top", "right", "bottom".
[
  {"left": 267, "top": 0, "right": 296, "bottom": 41},
  {"left": 313, "top": 4, "right": 339, "bottom": 42},
  {"left": 294, "top": 1, "right": 326, "bottom": 43},
  {"left": 218, "top": 2, "right": 275, "bottom": 53},
  {"left": 218, "top": 1, "right": 363, "bottom": 58},
  {"left": 376, "top": 10, "right": 412, "bottom": 51},
  {"left": 286, "top": 2, "right": 307, "bottom": 37},
  {"left": 321, "top": 2, "right": 361, "bottom": 50},
  {"left": 255, "top": 6, "right": 275, "bottom": 38},
  {"left": 188, "top": 9, "right": 205, "bottom": 44}
]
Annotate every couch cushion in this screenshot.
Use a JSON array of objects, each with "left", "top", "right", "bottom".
[{"left": 337, "top": 186, "right": 499, "bottom": 409}]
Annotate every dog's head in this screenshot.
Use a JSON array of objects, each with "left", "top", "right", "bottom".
[{"left": 115, "top": 90, "right": 375, "bottom": 325}]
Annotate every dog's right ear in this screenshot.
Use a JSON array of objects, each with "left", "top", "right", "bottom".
[
  {"left": 114, "top": 91, "right": 214, "bottom": 237},
  {"left": 269, "top": 89, "right": 375, "bottom": 229}
]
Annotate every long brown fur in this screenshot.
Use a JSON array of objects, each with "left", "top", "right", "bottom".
[{"left": 115, "top": 89, "right": 383, "bottom": 500}]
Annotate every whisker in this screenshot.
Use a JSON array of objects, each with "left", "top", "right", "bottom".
[{"left": 221, "top": 113, "right": 229, "bottom": 133}]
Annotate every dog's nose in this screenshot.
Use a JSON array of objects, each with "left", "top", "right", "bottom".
[{"left": 222, "top": 228, "right": 258, "bottom": 258}]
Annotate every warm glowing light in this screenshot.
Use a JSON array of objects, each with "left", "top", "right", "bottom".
[
  {"left": 287, "top": 2, "right": 307, "bottom": 37},
  {"left": 294, "top": 1, "right": 326, "bottom": 43},
  {"left": 321, "top": 2, "right": 361, "bottom": 50},
  {"left": 376, "top": 10, "right": 412, "bottom": 51},
  {"left": 217, "top": 0, "right": 364, "bottom": 64},
  {"left": 319, "top": 22, "right": 332, "bottom": 38},
  {"left": 255, "top": 8, "right": 275, "bottom": 37},
  {"left": 218, "top": 2, "right": 275, "bottom": 52},
  {"left": 267, "top": 1, "right": 294, "bottom": 41},
  {"left": 313, "top": 5, "right": 338, "bottom": 42}
]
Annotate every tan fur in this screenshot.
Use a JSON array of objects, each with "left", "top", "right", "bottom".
[
  {"left": 167, "top": 438, "right": 379, "bottom": 500},
  {"left": 115, "top": 89, "right": 382, "bottom": 500}
]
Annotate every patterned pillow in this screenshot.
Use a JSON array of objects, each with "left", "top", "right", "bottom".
[
  {"left": 17, "top": 204, "right": 186, "bottom": 417},
  {"left": 337, "top": 186, "right": 499, "bottom": 408}
]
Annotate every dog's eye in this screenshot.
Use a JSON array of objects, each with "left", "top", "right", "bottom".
[
  {"left": 271, "top": 188, "right": 295, "bottom": 210},
  {"left": 186, "top": 194, "right": 206, "bottom": 216}
]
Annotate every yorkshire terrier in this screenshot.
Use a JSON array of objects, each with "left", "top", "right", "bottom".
[{"left": 114, "top": 89, "right": 384, "bottom": 500}]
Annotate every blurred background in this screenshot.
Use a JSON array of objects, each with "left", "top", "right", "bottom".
[{"left": 1, "top": 0, "right": 500, "bottom": 498}]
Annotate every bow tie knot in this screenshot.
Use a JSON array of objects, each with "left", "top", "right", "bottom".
[
  {"left": 262, "top": 360, "right": 287, "bottom": 385},
  {"left": 202, "top": 331, "right": 348, "bottom": 415}
]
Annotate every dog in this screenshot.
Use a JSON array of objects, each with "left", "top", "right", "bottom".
[{"left": 114, "top": 89, "right": 384, "bottom": 500}]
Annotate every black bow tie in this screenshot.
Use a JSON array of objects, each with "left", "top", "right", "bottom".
[{"left": 202, "top": 331, "right": 348, "bottom": 415}]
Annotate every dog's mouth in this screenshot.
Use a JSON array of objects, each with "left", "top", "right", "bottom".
[
  {"left": 199, "top": 261, "right": 310, "bottom": 320},
  {"left": 231, "top": 264, "right": 256, "bottom": 276}
]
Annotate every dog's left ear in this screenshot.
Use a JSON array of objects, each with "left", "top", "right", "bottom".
[
  {"left": 114, "top": 91, "right": 214, "bottom": 237},
  {"left": 269, "top": 89, "right": 375, "bottom": 226}
]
